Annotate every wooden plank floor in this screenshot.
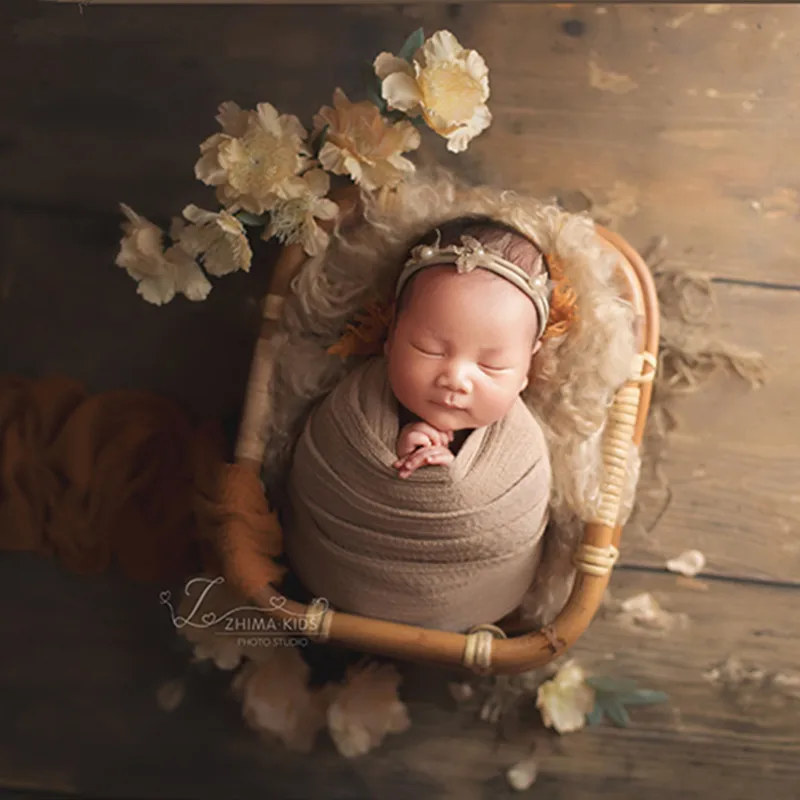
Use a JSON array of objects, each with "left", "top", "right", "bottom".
[{"left": 2, "top": 2, "right": 799, "bottom": 797}]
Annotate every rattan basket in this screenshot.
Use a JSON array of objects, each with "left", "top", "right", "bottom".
[{"left": 220, "top": 197, "right": 659, "bottom": 676}]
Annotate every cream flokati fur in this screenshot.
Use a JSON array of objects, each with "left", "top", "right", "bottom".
[{"left": 261, "top": 168, "right": 641, "bottom": 628}]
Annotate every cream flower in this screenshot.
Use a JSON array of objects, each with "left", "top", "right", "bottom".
[
  {"left": 170, "top": 205, "right": 252, "bottom": 277},
  {"left": 264, "top": 168, "right": 339, "bottom": 256},
  {"left": 195, "top": 101, "right": 312, "bottom": 215},
  {"left": 326, "top": 661, "right": 411, "bottom": 758},
  {"left": 233, "top": 649, "right": 329, "bottom": 753},
  {"left": 116, "top": 204, "right": 211, "bottom": 305},
  {"left": 191, "top": 640, "right": 243, "bottom": 671},
  {"left": 374, "top": 30, "right": 491, "bottom": 153},
  {"left": 535, "top": 660, "right": 596, "bottom": 734},
  {"left": 313, "top": 88, "right": 420, "bottom": 191}
]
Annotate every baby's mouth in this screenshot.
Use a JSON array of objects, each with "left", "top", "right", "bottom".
[{"left": 435, "top": 396, "right": 466, "bottom": 411}]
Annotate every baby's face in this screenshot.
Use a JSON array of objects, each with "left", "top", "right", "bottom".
[{"left": 385, "top": 266, "right": 539, "bottom": 432}]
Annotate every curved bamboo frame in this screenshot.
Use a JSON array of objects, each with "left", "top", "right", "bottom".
[{"left": 228, "top": 207, "right": 659, "bottom": 676}]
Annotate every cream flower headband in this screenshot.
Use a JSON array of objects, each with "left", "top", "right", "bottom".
[{"left": 396, "top": 233, "right": 553, "bottom": 340}]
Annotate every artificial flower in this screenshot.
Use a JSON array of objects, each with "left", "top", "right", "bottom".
[
  {"left": 191, "top": 640, "right": 243, "bottom": 671},
  {"left": 374, "top": 29, "right": 491, "bottom": 153},
  {"left": 116, "top": 204, "right": 211, "bottom": 305},
  {"left": 194, "top": 101, "right": 312, "bottom": 215},
  {"left": 264, "top": 168, "right": 339, "bottom": 256},
  {"left": 535, "top": 659, "right": 595, "bottom": 734},
  {"left": 170, "top": 204, "right": 253, "bottom": 276},
  {"left": 233, "top": 648, "right": 329, "bottom": 753},
  {"left": 326, "top": 660, "right": 411, "bottom": 758},
  {"left": 313, "top": 88, "right": 420, "bottom": 191}
]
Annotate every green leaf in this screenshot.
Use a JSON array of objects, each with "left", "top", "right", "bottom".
[
  {"left": 366, "top": 83, "right": 387, "bottom": 113},
  {"left": 398, "top": 28, "right": 425, "bottom": 63},
  {"left": 600, "top": 697, "right": 631, "bottom": 728},
  {"left": 235, "top": 211, "right": 267, "bottom": 227},
  {"left": 585, "top": 675, "right": 639, "bottom": 695},
  {"left": 616, "top": 689, "right": 669, "bottom": 707},
  {"left": 586, "top": 702, "right": 605, "bottom": 727}
]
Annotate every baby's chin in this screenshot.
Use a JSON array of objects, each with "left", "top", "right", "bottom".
[{"left": 417, "top": 401, "right": 496, "bottom": 432}]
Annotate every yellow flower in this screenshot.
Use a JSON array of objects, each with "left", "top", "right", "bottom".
[
  {"left": 170, "top": 204, "right": 253, "bottom": 277},
  {"left": 194, "top": 101, "right": 312, "bottom": 215},
  {"left": 312, "top": 88, "right": 420, "bottom": 191},
  {"left": 374, "top": 29, "right": 491, "bottom": 153},
  {"left": 264, "top": 168, "right": 339, "bottom": 256},
  {"left": 535, "top": 660, "right": 595, "bottom": 734},
  {"left": 116, "top": 204, "right": 211, "bottom": 305}
]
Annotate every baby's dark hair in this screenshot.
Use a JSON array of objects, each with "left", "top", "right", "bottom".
[{"left": 394, "top": 216, "right": 546, "bottom": 317}]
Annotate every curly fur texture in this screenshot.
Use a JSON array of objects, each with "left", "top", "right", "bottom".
[{"left": 261, "top": 168, "right": 641, "bottom": 627}]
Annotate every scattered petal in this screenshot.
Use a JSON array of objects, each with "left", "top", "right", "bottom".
[
  {"left": 448, "top": 681, "right": 474, "bottom": 702},
  {"left": 192, "top": 640, "right": 243, "bottom": 671},
  {"left": 156, "top": 678, "right": 186, "bottom": 713},
  {"left": 506, "top": 755, "right": 538, "bottom": 791},
  {"left": 613, "top": 592, "right": 689, "bottom": 634},
  {"left": 666, "top": 549, "right": 706, "bottom": 577}
]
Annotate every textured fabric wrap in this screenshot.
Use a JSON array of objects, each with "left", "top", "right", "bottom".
[{"left": 285, "top": 358, "right": 552, "bottom": 632}]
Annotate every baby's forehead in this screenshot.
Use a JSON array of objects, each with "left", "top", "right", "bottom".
[{"left": 407, "top": 265, "right": 526, "bottom": 304}]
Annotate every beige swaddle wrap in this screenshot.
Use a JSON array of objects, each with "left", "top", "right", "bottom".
[{"left": 285, "top": 357, "right": 552, "bottom": 632}]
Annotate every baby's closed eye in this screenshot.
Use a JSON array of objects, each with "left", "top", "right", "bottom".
[
  {"left": 479, "top": 362, "right": 510, "bottom": 373},
  {"left": 412, "top": 343, "right": 445, "bottom": 358}
]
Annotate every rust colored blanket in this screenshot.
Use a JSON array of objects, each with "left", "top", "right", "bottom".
[{"left": 0, "top": 374, "right": 280, "bottom": 585}]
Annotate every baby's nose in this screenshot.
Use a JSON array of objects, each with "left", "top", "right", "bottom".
[{"left": 438, "top": 362, "right": 471, "bottom": 391}]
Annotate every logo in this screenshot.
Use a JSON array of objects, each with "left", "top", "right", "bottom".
[{"left": 160, "top": 576, "right": 330, "bottom": 648}]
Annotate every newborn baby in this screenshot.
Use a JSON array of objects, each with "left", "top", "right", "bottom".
[
  {"left": 386, "top": 219, "right": 548, "bottom": 480},
  {"left": 285, "top": 216, "right": 554, "bottom": 631}
]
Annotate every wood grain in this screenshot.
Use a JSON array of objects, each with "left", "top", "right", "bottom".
[
  {"left": 4, "top": 3, "right": 800, "bottom": 284},
  {"left": 1, "top": 554, "right": 798, "bottom": 798},
  {"left": 622, "top": 283, "right": 800, "bottom": 584},
  {"left": 464, "top": 4, "right": 800, "bottom": 286},
  {"left": 0, "top": 208, "right": 279, "bottom": 429}
]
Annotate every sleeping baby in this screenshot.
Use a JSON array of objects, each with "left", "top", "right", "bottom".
[
  {"left": 285, "top": 216, "right": 554, "bottom": 632},
  {"left": 386, "top": 218, "right": 550, "bottom": 481}
]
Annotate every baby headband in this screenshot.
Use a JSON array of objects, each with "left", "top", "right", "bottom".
[{"left": 396, "top": 231, "right": 553, "bottom": 341}]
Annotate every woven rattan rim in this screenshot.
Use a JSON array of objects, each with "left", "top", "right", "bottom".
[{"left": 229, "top": 197, "right": 659, "bottom": 676}]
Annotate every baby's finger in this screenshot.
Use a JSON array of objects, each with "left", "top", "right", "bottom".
[
  {"left": 397, "top": 446, "right": 453, "bottom": 478},
  {"left": 407, "top": 431, "right": 434, "bottom": 449},
  {"left": 396, "top": 432, "right": 431, "bottom": 458}
]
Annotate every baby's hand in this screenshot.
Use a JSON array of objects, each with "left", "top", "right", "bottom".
[
  {"left": 393, "top": 445, "right": 455, "bottom": 479},
  {"left": 394, "top": 421, "right": 454, "bottom": 479},
  {"left": 395, "top": 421, "right": 453, "bottom": 458}
]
